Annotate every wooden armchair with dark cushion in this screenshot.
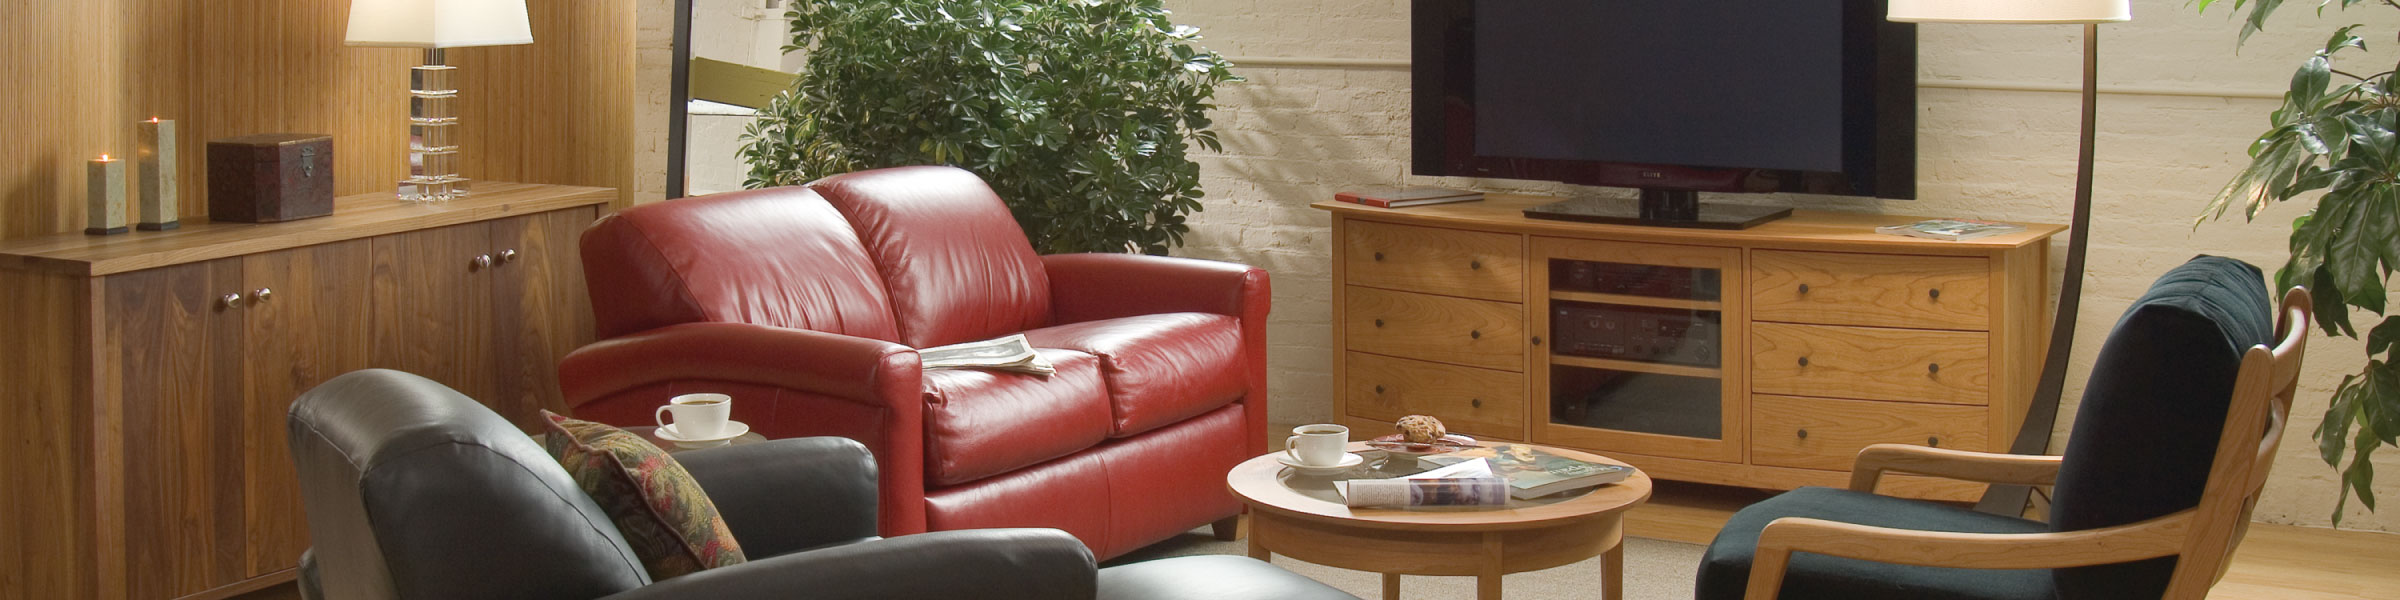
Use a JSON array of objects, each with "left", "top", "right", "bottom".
[{"left": 1696, "top": 256, "right": 2312, "bottom": 600}]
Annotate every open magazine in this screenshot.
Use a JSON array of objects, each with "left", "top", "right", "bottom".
[{"left": 919, "top": 333, "right": 1056, "bottom": 375}]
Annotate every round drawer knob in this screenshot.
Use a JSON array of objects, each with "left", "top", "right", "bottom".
[
  {"left": 498, "top": 249, "right": 520, "bottom": 264},
  {"left": 470, "top": 254, "right": 493, "bottom": 271},
  {"left": 1928, "top": 288, "right": 1942, "bottom": 301},
  {"left": 219, "top": 293, "right": 245, "bottom": 309},
  {"left": 1797, "top": 356, "right": 1810, "bottom": 367},
  {"left": 1469, "top": 330, "right": 1482, "bottom": 340},
  {"left": 1374, "top": 385, "right": 1386, "bottom": 394},
  {"left": 1374, "top": 319, "right": 1385, "bottom": 328},
  {"left": 1798, "top": 283, "right": 1811, "bottom": 294},
  {"left": 1470, "top": 260, "right": 1482, "bottom": 270},
  {"left": 1471, "top": 398, "right": 1483, "bottom": 408},
  {"left": 1928, "top": 436, "right": 1941, "bottom": 447},
  {"left": 1928, "top": 363, "right": 1940, "bottom": 375},
  {"left": 1373, "top": 252, "right": 1385, "bottom": 262},
  {"left": 1796, "top": 429, "right": 1809, "bottom": 440},
  {"left": 251, "top": 288, "right": 274, "bottom": 304},
  {"left": 1531, "top": 336, "right": 1544, "bottom": 346}
]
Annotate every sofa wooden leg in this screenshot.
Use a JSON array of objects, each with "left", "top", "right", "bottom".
[{"left": 1212, "top": 515, "right": 1244, "bottom": 541}]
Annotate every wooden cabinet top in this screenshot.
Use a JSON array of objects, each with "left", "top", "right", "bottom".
[
  {"left": 0, "top": 182, "right": 613, "bottom": 277},
  {"left": 1316, "top": 195, "right": 2065, "bottom": 254}
]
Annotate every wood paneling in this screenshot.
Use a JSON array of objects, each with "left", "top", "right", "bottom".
[
  {"left": 489, "top": 207, "right": 601, "bottom": 429},
  {"left": 106, "top": 258, "right": 246, "bottom": 599},
  {"left": 1343, "top": 220, "right": 1525, "bottom": 301},
  {"left": 3, "top": 0, "right": 635, "bottom": 239},
  {"left": 1751, "top": 322, "right": 1993, "bottom": 405},
  {"left": 371, "top": 221, "right": 498, "bottom": 403},
  {"left": 1344, "top": 286, "right": 1526, "bottom": 371},
  {"left": 0, "top": 270, "right": 96, "bottom": 599},
  {"left": 1750, "top": 250, "right": 1990, "bottom": 330}
]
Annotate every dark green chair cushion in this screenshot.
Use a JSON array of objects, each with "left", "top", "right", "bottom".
[
  {"left": 2049, "top": 255, "right": 2271, "bottom": 600},
  {"left": 1696, "top": 486, "right": 2053, "bottom": 600}
]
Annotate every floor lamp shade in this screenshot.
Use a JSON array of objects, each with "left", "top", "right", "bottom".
[
  {"left": 1888, "top": 0, "right": 2130, "bottom": 24},
  {"left": 344, "top": 0, "right": 533, "bottom": 48}
]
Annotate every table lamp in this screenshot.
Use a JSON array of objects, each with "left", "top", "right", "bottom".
[
  {"left": 1888, "top": 0, "right": 2131, "bottom": 514},
  {"left": 345, "top": 0, "right": 533, "bottom": 202}
]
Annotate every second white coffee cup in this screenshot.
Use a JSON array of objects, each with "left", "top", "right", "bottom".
[
  {"left": 1284, "top": 423, "right": 1350, "bottom": 467},
  {"left": 656, "top": 393, "right": 733, "bottom": 438}
]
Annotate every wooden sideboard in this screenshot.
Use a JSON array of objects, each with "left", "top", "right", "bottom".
[
  {"left": 1319, "top": 196, "right": 2064, "bottom": 502},
  {"left": 0, "top": 183, "right": 608, "bottom": 600}
]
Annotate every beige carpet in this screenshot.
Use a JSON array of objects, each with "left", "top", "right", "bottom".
[{"left": 1108, "top": 527, "right": 1704, "bottom": 599}]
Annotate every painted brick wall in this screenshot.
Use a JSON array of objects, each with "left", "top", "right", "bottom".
[{"left": 1162, "top": 0, "right": 2400, "bottom": 531}]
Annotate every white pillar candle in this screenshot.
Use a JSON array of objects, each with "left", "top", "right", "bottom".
[
  {"left": 86, "top": 155, "right": 127, "bottom": 235},
  {"left": 136, "top": 118, "right": 178, "bottom": 230}
]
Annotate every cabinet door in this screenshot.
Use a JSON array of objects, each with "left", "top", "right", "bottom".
[
  {"left": 241, "top": 239, "right": 372, "bottom": 577},
  {"left": 371, "top": 221, "right": 497, "bottom": 407},
  {"left": 488, "top": 207, "right": 599, "bottom": 430},
  {"left": 1530, "top": 237, "right": 1746, "bottom": 463},
  {"left": 104, "top": 258, "right": 248, "bottom": 599}
]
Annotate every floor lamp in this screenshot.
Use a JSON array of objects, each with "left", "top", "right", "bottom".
[{"left": 1886, "top": 0, "right": 2132, "bottom": 515}]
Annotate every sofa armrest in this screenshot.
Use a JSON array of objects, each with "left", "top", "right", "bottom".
[
  {"left": 1042, "top": 253, "right": 1270, "bottom": 324},
  {"left": 599, "top": 529, "right": 1096, "bottom": 600},
  {"left": 680, "top": 437, "right": 880, "bottom": 559},
  {"left": 560, "top": 322, "right": 921, "bottom": 410}
]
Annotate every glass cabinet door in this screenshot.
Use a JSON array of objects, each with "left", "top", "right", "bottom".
[{"left": 1531, "top": 237, "right": 1744, "bottom": 463}]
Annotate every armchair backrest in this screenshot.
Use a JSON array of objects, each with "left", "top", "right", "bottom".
[
  {"left": 288, "top": 369, "right": 650, "bottom": 600},
  {"left": 580, "top": 186, "right": 903, "bottom": 341},
  {"left": 810, "top": 166, "right": 1053, "bottom": 348},
  {"left": 2046, "top": 256, "right": 2296, "bottom": 600},
  {"left": 2163, "top": 285, "right": 2311, "bottom": 598}
]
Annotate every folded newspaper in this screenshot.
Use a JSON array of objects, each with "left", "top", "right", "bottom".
[
  {"left": 1334, "top": 459, "right": 1509, "bottom": 507},
  {"left": 919, "top": 333, "right": 1056, "bottom": 375}
]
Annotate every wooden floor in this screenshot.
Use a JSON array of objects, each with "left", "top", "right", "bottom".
[{"left": 1628, "top": 481, "right": 2400, "bottom": 600}]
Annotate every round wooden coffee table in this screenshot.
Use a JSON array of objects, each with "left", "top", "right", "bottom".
[{"left": 1226, "top": 442, "right": 1651, "bottom": 600}]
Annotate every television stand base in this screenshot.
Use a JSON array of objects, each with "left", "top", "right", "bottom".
[{"left": 1522, "top": 190, "right": 1791, "bottom": 230}]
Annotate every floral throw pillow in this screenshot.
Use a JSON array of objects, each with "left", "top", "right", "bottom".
[{"left": 541, "top": 411, "right": 746, "bottom": 579}]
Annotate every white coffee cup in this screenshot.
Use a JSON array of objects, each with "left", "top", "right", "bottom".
[
  {"left": 1284, "top": 424, "right": 1350, "bottom": 467},
  {"left": 656, "top": 393, "right": 733, "bottom": 438}
]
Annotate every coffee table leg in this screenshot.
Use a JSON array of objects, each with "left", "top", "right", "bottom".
[
  {"left": 1601, "top": 541, "right": 1624, "bottom": 600},
  {"left": 1246, "top": 532, "right": 1269, "bottom": 561},
  {"left": 1382, "top": 573, "right": 1401, "bottom": 600},
  {"left": 1478, "top": 532, "right": 1504, "bottom": 600}
]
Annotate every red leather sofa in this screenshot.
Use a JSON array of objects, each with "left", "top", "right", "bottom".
[{"left": 559, "top": 166, "right": 1270, "bottom": 559}]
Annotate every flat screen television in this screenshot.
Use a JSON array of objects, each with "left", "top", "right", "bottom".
[{"left": 1412, "top": 0, "right": 1917, "bottom": 229}]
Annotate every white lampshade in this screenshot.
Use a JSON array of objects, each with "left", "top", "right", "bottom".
[
  {"left": 1888, "top": 0, "right": 2130, "bottom": 24},
  {"left": 344, "top": 0, "right": 533, "bottom": 48}
]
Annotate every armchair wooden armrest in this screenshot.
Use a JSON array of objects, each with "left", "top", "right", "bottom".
[
  {"left": 1743, "top": 512, "right": 2193, "bottom": 600},
  {"left": 1849, "top": 444, "right": 2064, "bottom": 493}
]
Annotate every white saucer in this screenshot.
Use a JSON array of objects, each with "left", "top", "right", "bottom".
[
  {"left": 1276, "top": 452, "right": 1365, "bottom": 474},
  {"left": 654, "top": 421, "right": 751, "bottom": 449}
]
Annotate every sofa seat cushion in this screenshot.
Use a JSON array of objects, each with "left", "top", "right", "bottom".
[
  {"left": 1697, "top": 486, "right": 2053, "bottom": 600},
  {"left": 1024, "top": 313, "right": 1247, "bottom": 437},
  {"left": 922, "top": 348, "right": 1113, "bottom": 486}
]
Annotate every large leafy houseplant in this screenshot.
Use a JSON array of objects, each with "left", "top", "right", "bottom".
[
  {"left": 739, "top": 0, "right": 1237, "bottom": 254},
  {"left": 2201, "top": 0, "right": 2400, "bottom": 522}
]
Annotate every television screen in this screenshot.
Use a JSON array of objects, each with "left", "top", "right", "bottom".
[{"left": 1414, "top": 0, "right": 1915, "bottom": 200}]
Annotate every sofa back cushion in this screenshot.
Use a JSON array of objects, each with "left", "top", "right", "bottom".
[
  {"left": 580, "top": 186, "right": 901, "bottom": 341},
  {"left": 2049, "top": 255, "right": 2274, "bottom": 600},
  {"left": 811, "top": 166, "right": 1052, "bottom": 348}
]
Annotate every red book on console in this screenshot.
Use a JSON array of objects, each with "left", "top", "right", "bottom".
[{"left": 1336, "top": 186, "right": 1484, "bottom": 208}]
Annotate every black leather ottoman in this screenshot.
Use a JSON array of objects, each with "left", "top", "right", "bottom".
[{"left": 1099, "top": 555, "right": 1357, "bottom": 600}]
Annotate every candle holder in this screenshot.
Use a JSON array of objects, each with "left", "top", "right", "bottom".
[
  {"left": 138, "top": 118, "right": 180, "bottom": 230},
  {"left": 87, "top": 155, "right": 127, "bottom": 235}
]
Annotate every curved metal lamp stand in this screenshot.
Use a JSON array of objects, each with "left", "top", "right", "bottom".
[{"left": 1977, "top": 22, "right": 2099, "bottom": 515}]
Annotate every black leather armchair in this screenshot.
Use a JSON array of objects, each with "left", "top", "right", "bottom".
[{"left": 287, "top": 369, "right": 1354, "bottom": 600}]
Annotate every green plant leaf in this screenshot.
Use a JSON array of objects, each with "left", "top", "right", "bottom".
[{"left": 2368, "top": 316, "right": 2400, "bottom": 358}]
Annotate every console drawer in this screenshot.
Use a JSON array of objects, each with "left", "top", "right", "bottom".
[
  {"left": 1345, "top": 286, "right": 1525, "bottom": 371},
  {"left": 1750, "top": 250, "right": 1989, "bottom": 330},
  {"left": 1751, "top": 395, "right": 1990, "bottom": 471},
  {"left": 1345, "top": 220, "right": 1524, "bottom": 301},
  {"left": 1344, "top": 352, "right": 1525, "bottom": 440},
  {"left": 1752, "top": 322, "right": 1991, "bottom": 405}
]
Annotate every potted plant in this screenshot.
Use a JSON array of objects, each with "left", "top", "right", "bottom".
[
  {"left": 2200, "top": 0, "right": 2400, "bottom": 522},
  {"left": 739, "top": 0, "right": 1238, "bottom": 255}
]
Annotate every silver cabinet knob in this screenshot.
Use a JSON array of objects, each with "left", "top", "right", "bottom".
[
  {"left": 497, "top": 249, "right": 519, "bottom": 264},
  {"left": 219, "top": 293, "right": 245, "bottom": 309},
  {"left": 251, "top": 288, "right": 273, "bottom": 304},
  {"left": 470, "top": 254, "right": 493, "bottom": 271}
]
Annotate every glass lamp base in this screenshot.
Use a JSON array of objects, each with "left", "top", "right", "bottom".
[{"left": 398, "top": 178, "right": 472, "bottom": 203}]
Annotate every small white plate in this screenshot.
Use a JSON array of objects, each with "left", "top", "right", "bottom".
[
  {"left": 1276, "top": 452, "right": 1365, "bottom": 474},
  {"left": 655, "top": 421, "right": 751, "bottom": 449}
]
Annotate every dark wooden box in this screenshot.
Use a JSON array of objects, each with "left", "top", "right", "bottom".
[{"left": 207, "top": 133, "right": 334, "bottom": 223}]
